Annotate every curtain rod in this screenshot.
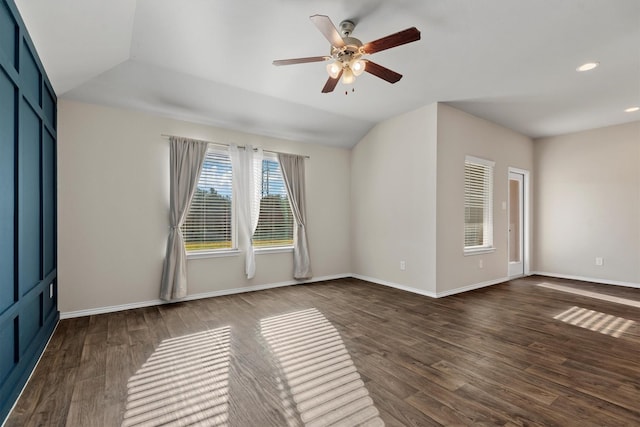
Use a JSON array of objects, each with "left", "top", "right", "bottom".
[{"left": 161, "top": 134, "right": 310, "bottom": 159}]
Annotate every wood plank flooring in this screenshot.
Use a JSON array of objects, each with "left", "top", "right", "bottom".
[{"left": 5, "top": 275, "right": 640, "bottom": 426}]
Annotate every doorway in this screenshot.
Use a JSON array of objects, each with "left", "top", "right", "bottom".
[{"left": 508, "top": 170, "right": 527, "bottom": 277}]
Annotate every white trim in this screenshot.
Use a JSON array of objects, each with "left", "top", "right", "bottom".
[
  {"left": 186, "top": 245, "right": 294, "bottom": 259},
  {"left": 186, "top": 249, "right": 240, "bottom": 259},
  {"left": 59, "top": 274, "right": 350, "bottom": 319},
  {"left": 435, "top": 277, "right": 510, "bottom": 298},
  {"left": 508, "top": 167, "right": 531, "bottom": 277},
  {"left": 463, "top": 247, "right": 496, "bottom": 256},
  {"left": 351, "top": 274, "right": 438, "bottom": 298},
  {"left": 351, "top": 274, "right": 509, "bottom": 298},
  {"left": 60, "top": 272, "right": 521, "bottom": 319},
  {"left": 61, "top": 299, "right": 166, "bottom": 319},
  {"left": 507, "top": 167, "right": 529, "bottom": 177},
  {"left": 465, "top": 155, "right": 495, "bottom": 167},
  {"left": 2, "top": 321, "right": 60, "bottom": 427},
  {"left": 255, "top": 246, "right": 293, "bottom": 254},
  {"left": 531, "top": 272, "right": 640, "bottom": 289}
]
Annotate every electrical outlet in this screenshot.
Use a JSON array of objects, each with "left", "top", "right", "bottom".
[
  {"left": 400, "top": 260, "right": 406, "bottom": 271},
  {"left": 478, "top": 259, "right": 483, "bottom": 269},
  {"left": 595, "top": 257, "right": 604, "bottom": 266}
]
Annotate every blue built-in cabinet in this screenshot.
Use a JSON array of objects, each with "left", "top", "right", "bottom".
[{"left": 0, "top": 0, "right": 58, "bottom": 421}]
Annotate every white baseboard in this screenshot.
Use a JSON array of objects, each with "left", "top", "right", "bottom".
[
  {"left": 61, "top": 272, "right": 523, "bottom": 319},
  {"left": 351, "top": 274, "right": 438, "bottom": 298},
  {"left": 60, "top": 299, "right": 165, "bottom": 319},
  {"left": 59, "top": 274, "right": 350, "bottom": 319},
  {"left": 435, "top": 276, "right": 511, "bottom": 298},
  {"left": 351, "top": 274, "right": 509, "bottom": 298},
  {"left": 530, "top": 271, "right": 640, "bottom": 289}
]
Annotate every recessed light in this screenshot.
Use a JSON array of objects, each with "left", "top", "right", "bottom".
[
  {"left": 625, "top": 106, "right": 639, "bottom": 113},
  {"left": 576, "top": 62, "right": 599, "bottom": 72}
]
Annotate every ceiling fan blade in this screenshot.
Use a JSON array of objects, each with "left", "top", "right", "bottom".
[
  {"left": 273, "top": 56, "right": 329, "bottom": 66},
  {"left": 363, "top": 27, "right": 421, "bottom": 54},
  {"left": 310, "top": 15, "right": 345, "bottom": 48},
  {"left": 364, "top": 60, "right": 402, "bottom": 83},
  {"left": 322, "top": 70, "right": 343, "bottom": 93}
]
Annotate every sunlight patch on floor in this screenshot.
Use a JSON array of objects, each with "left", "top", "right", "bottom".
[
  {"left": 554, "top": 306, "right": 635, "bottom": 338},
  {"left": 260, "top": 308, "right": 384, "bottom": 427},
  {"left": 122, "top": 327, "right": 232, "bottom": 427},
  {"left": 536, "top": 282, "right": 640, "bottom": 308}
]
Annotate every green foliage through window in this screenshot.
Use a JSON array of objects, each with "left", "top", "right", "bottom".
[
  {"left": 182, "top": 149, "right": 233, "bottom": 251},
  {"left": 253, "top": 157, "right": 294, "bottom": 247},
  {"left": 181, "top": 150, "right": 293, "bottom": 252}
]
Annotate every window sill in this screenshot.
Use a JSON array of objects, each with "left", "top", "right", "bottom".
[
  {"left": 185, "top": 246, "right": 293, "bottom": 259},
  {"left": 255, "top": 246, "right": 294, "bottom": 255},
  {"left": 186, "top": 249, "right": 240, "bottom": 259},
  {"left": 464, "top": 247, "right": 496, "bottom": 256}
]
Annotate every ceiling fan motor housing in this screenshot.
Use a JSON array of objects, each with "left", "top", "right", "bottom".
[
  {"left": 331, "top": 36, "right": 364, "bottom": 66},
  {"left": 272, "top": 14, "right": 420, "bottom": 92}
]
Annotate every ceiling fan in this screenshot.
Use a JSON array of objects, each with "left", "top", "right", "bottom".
[{"left": 273, "top": 15, "right": 421, "bottom": 93}]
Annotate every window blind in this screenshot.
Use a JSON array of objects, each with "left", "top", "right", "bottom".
[
  {"left": 464, "top": 156, "right": 494, "bottom": 249},
  {"left": 181, "top": 148, "right": 233, "bottom": 251},
  {"left": 253, "top": 155, "right": 294, "bottom": 247}
]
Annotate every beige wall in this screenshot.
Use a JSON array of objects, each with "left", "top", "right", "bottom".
[
  {"left": 58, "top": 100, "right": 352, "bottom": 314},
  {"left": 350, "top": 104, "right": 438, "bottom": 294},
  {"left": 59, "top": 97, "right": 636, "bottom": 314},
  {"left": 436, "top": 104, "right": 534, "bottom": 293},
  {"left": 350, "top": 103, "right": 533, "bottom": 296},
  {"left": 533, "top": 121, "right": 640, "bottom": 285}
]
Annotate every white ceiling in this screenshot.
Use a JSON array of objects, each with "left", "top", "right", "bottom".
[{"left": 15, "top": 0, "right": 640, "bottom": 148}]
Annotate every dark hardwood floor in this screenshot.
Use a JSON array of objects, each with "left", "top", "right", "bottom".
[{"left": 5, "top": 275, "right": 640, "bottom": 426}]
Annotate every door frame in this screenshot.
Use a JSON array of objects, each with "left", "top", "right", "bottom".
[{"left": 508, "top": 167, "right": 530, "bottom": 277}]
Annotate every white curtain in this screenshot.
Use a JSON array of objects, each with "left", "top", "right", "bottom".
[
  {"left": 230, "top": 144, "right": 263, "bottom": 279},
  {"left": 160, "top": 137, "right": 208, "bottom": 301},
  {"left": 278, "top": 153, "right": 312, "bottom": 279}
]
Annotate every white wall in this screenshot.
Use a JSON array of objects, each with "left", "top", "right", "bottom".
[
  {"left": 533, "top": 121, "right": 640, "bottom": 286},
  {"left": 351, "top": 104, "right": 438, "bottom": 294},
  {"left": 435, "top": 104, "right": 534, "bottom": 293},
  {"left": 57, "top": 100, "right": 352, "bottom": 314}
]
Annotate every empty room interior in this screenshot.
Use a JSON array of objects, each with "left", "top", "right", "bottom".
[{"left": 1, "top": 0, "right": 640, "bottom": 426}]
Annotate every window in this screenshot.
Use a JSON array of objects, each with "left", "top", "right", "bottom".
[
  {"left": 464, "top": 156, "right": 495, "bottom": 253},
  {"left": 254, "top": 154, "right": 294, "bottom": 248},
  {"left": 181, "top": 147, "right": 234, "bottom": 252},
  {"left": 181, "top": 149, "right": 293, "bottom": 253}
]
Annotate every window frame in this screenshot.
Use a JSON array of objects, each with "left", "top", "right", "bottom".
[
  {"left": 181, "top": 148, "right": 295, "bottom": 258},
  {"left": 253, "top": 153, "right": 294, "bottom": 251},
  {"left": 182, "top": 146, "right": 238, "bottom": 258},
  {"left": 463, "top": 155, "right": 496, "bottom": 255}
]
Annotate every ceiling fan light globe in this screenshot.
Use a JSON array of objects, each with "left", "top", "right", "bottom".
[
  {"left": 326, "top": 62, "right": 342, "bottom": 79},
  {"left": 342, "top": 68, "right": 355, "bottom": 84},
  {"left": 351, "top": 59, "right": 366, "bottom": 76}
]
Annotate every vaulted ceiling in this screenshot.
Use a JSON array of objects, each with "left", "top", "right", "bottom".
[{"left": 15, "top": 0, "right": 640, "bottom": 148}]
